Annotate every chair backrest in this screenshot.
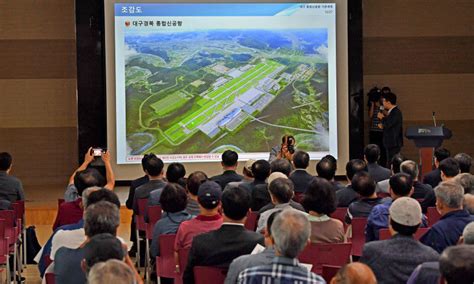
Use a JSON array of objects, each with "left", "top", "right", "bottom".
[
  {"left": 379, "top": 227, "right": 431, "bottom": 241},
  {"left": 244, "top": 211, "right": 258, "bottom": 231},
  {"left": 57, "top": 199, "right": 65, "bottom": 207},
  {"left": 298, "top": 243, "right": 352, "bottom": 274},
  {"left": 330, "top": 208, "right": 348, "bottom": 224},
  {"left": 193, "top": 266, "right": 227, "bottom": 284},
  {"left": 322, "top": 265, "right": 341, "bottom": 283},
  {"left": 12, "top": 200, "right": 25, "bottom": 218},
  {"left": 156, "top": 234, "right": 177, "bottom": 278},
  {"left": 178, "top": 248, "right": 190, "bottom": 275},
  {"left": 135, "top": 198, "right": 148, "bottom": 230},
  {"left": 0, "top": 219, "right": 6, "bottom": 255},
  {"left": 148, "top": 205, "right": 162, "bottom": 226},
  {"left": 137, "top": 198, "right": 148, "bottom": 217},
  {"left": 45, "top": 272, "right": 55, "bottom": 284},
  {"left": 0, "top": 210, "right": 16, "bottom": 228},
  {"left": 427, "top": 207, "right": 441, "bottom": 227},
  {"left": 351, "top": 217, "right": 368, "bottom": 257}
]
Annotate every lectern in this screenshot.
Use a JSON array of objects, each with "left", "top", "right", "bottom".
[{"left": 405, "top": 126, "right": 452, "bottom": 179}]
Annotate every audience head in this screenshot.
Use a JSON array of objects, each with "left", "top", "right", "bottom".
[
  {"left": 270, "top": 158, "right": 293, "bottom": 176},
  {"left": 83, "top": 233, "right": 124, "bottom": 272},
  {"left": 74, "top": 168, "right": 106, "bottom": 195},
  {"left": 0, "top": 152, "right": 12, "bottom": 171},
  {"left": 389, "top": 197, "right": 422, "bottom": 236},
  {"left": 160, "top": 183, "right": 188, "bottom": 213},
  {"left": 381, "top": 92, "right": 397, "bottom": 108},
  {"left": 454, "top": 173, "right": 474, "bottom": 194},
  {"left": 166, "top": 162, "right": 186, "bottom": 184},
  {"left": 389, "top": 173, "right": 413, "bottom": 198},
  {"left": 267, "top": 172, "right": 287, "bottom": 185},
  {"left": 84, "top": 201, "right": 120, "bottom": 238},
  {"left": 345, "top": 159, "right": 368, "bottom": 181},
  {"left": 292, "top": 151, "right": 310, "bottom": 169},
  {"left": 221, "top": 186, "right": 250, "bottom": 222},
  {"left": 302, "top": 177, "right": 337, "bottom": 215},
  {"left": 330, "top": 262, "right": 377, "bottom": 284},
  {"left": 271, "top": 209, "right": 310, "bottom": 259},
  {"left": 435, "top": 181, "right": 464, "bottom": 214},
  {"left": 440, "top": 158, "right": 460, "bottom": 180},
  {"left": 264, "top": 211, "right": 280, "bottom": 246},
  {"left": 400, "top": 160, "right": 419, "bottom": 181},
  {"left": 463, "top": 194, "right": 474, "bottom": 215},
  {"left": 243, "top": 159, "right": 255, "bottom": 179},
  {"left": 221, "top": 150, "right": 238, "bottom": 168},
  {"left": 143, "top": 154, "right": 164, "bottom": 177},
  {"left": 352, "top": 172, "right": 377, "bottom": 198},
  {"left": 252, "top": 160, "right": 271, "bottom": 181},
  {"left": 364, "top": 144, "right": 381, "bottom": 164},
  {"left": 197, "top": 181, "right": 222, "bottom": 210},
  {"left": 268, "top": 178, "right": 294, "bottom": 205},
  {"left": 390, "top": 154, "right": 405, "bottom": 174},
  {"left": 454, "top": 153, "right": 472, "bottom": 173},
  {"left": 186, "top": 171, "right": 208, "bottom": 197},
  {"left": 88, "top": 259, "right": 136, "bottom": 284},
  {"left": 81, "top": 187, "right": 102, "bottom": 209},
  {"left": 316, "top": 156, "right": 337, "bottom": 181},
  {"left": 85, "top": 188, "right": 121, "bottom": 209},
  {"left": 439, "top": 245, "right": 474, "bottom": 284},
  {"left": 462, "top": 222, "right": 474, "bottom": 245},
  {"left": 434, "top": 147, "right": 451, "bottom": 166}
]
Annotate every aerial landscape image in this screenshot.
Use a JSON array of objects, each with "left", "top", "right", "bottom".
[{"left": 124, "top": 28, "right": 331, "bottom": 156}]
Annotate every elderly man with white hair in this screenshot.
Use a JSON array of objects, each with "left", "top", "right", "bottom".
[
  {"left": 237, "top": 209, "right": 325, "bottom": 283},
  {"left": 420, "top": 181, "right": 474, "bottom": 253}
]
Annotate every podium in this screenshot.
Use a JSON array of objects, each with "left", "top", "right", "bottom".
[{"left": 405, "top": 126, "right": 452, "bottom": 179}]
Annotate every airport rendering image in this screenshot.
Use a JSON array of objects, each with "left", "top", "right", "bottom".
[{"left": 124, "top": 29, "right": 331, "bottom": 156}]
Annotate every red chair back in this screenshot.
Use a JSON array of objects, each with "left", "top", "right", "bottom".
[
  {"left": 156, "top": 234, "right": 177, "bottom": 278},
  {"left": 57, "top": 199, "right": 65, "bottom": 207},
  {"left": 193, "top": 266, "right": 227, "bottom": 284},
  {"left": 45, "top": 272, "right": 55, "bottom": 284},
  {"left": 427, "top": 207, "right": 441, "bottom": 226},
  {"left": 244, "top": 211, "right": 258, "bottom": 231},
  {"left": 322, "top": 265, "right": 341, "bottom": 283},
  {"left": 148, "top": 206, "right": 162, "bottom": 226},
  {"left": 331, "top": 208, "right": 347, "bottom": 224},
  {"left": 0, "top": 219, "right": 7, "bottom": 257},
  {"left": 351, "top": 217, "right": 367, "bottom": 257},
  {"left": 379, "top": 227, "right": 431, "bottom": 241},
  {"left": 135, "top": 198, "right": 148, "bottom": 231},
  {"left": 298, "top": 243, "right": 352, "bottom": 274}
]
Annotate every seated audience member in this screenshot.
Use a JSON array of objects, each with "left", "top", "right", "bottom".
[
  {"left": 439, "top": 245, "right": 474, "bottom": 284},
  {"left": 302, "top": 177, "right": 344, "bottom": 243},
  {"left": 345, "top": 172, "right": 384, "bottom": 224},
  {"left": 454, "top": 173, "right": 474, "bottom": 194},
  {"left": 364, "top": 144, "right": 391, "bottom": 182},
  {"left": 225, "top": 160, "right": 256, "bottom": 192},
  {"left": 166, "top": 162, "right": 187, "bottom": 188},
  {"left": 464, "top": 194, "right": 474, "bottom": 214},
  {"left": 183, "top": 187, "right": 264, "bottom": 284},
  {"left": 270, "top": 158, "right": 293, "bottom": 177},
  {"left": 64, "top": 147, "right": 114, "bottom": 202},
  {"left": 316, "top": 155, "right": 345, "bottom": 192},
  {"left": 376, "top": 153, "right": 405, "bottom": 193},
  {"left": 454, "top": 152, "right": 472, "bottom": 173},
  {"left": 83, "top": 233, "right": 125, "bottom": 272},
  {"left": 174, "top": 181, "right": 223, "bottom": 251},
  {"left": 400, "top": 160, "right": 433, "bottom": 200},
  {"left": 366, "top": 173, "right": 422, "bottom": 242},
  {"left": 336, "top": 159, "right": 367, "bottom": 207},
  {"left": 258, "top": 172, "right": 305, "bottom": 214},
  {"left": 225, "top": 211, "right": 279, "bottom": 284},
  {"left": 53, "top": 169, "right": 105, "bottom": 230},
  {"left": 237, "top": 209, "right": 325, "bottom": 283},
  {"left": 439, "top": 157, "right": 460, "bottom": 181},
  {"left": 150, "top": 183, "right": 192, "bottom": 259},
  {"left": 407, "top": 221, "right": 474, "bottom": 284},
  {"left": 361, "top": 197, "right": 439, "bottom": 284},
  {"left": 330, "top": 263, "right": 377, "bottom": 284},
  {"left": 125, "top": 154, "right": 152, "bottom": 256},
  {"left": 88, "top": 259, "right": 136, "bottom": 284},
  {"left": 257, "top": 178, "right": 298, "bottom": 233},
  {"left": 54, "top": 201, "right": 121, "bottom": 284},
  {"left": 0, "top": 152, "right": 24, "bottom": 204},
  {"left": 134, "top": 155, "right": 166, "bottom": 210},
  {"left": 211, "top": 150, "right": 243, "bottom": 189},
  {"left": 248, "top": 160, "right": 271, "bottom": 211},
  {"left": 423, "top": 147, "right": 450, "bottom": 188},
  {"left": 420, "top": 181, "right": 474, "bottom": 253},
  {"left": 289, "top": 151, "right": 313, "bottom": 193},
  {"left": 184, "top": 171, "right": 208, "bottom": 216}
]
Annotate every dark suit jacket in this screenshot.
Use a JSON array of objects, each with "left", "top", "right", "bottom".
[
  {"left": 336, "top": 185, "right": 358, "bottom": 207},
  {"left": 125, "top": 175, "right": 149, "bottom": 210},
  {"left": 412, "top": 181, "right": 433, "bottom": 200},
  {"left": 247, "top": 180, "right": 271, "bottom": 211},
  {"left": 211, "top": 170, "right": 243, "bottom": 190},
  {"left": 367, "top": 163, "right": 391, "bottom": 183},
  {"left": 423, "top": 169, "right": 441, "bottom": 189},
  {"left": 183, "top": 224, "right": 264, "bottom": 284},
  {"left": 382, "top": 106, "right": 403, "bottom": 149},
  {"left": 289, "top": 169, "right": 313, "bottom": 193}
]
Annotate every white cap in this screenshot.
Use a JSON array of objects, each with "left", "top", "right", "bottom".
[{"left": 389, "top": 197, "right": 422, "bottom": 226}]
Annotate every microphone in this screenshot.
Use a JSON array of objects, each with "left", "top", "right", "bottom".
[{"left": 432, "top": 112, "right": 437, "bottom": 127}]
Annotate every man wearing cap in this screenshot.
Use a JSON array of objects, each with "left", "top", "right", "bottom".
[{"left": 360, "top": 197, "right": 439, "bottom": 284}]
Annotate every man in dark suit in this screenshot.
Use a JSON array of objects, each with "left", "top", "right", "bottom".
[
  {"left": 211, "top": 150, "right": 243, "bottom": 190},
  {"left": 423, "top": 147, "right": 450, "bottom": 188},
  {"left": 316, "top": 155, "right": 345, "bottom": 192},
  {"left": 289, "top": 151, "right": 313, "bottom": 193},
  {"left": 377, "top": 92, "right": 403, "bottom": 166},
  {"left": 183, "top": 186, "right": 264, "bottom": 284},
  {"left": 336, "top": 159, "right": 368, "bottom": 207},
  {"left": 364, "top": 144, "right": 391, "bottom": 182}
]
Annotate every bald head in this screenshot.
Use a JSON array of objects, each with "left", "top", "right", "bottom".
[
  {"left": 464, "top": 194, "right": 474, "bottom": 215},
  {"left": 330, "top": 263, "right": 377, "bottom": 284}
]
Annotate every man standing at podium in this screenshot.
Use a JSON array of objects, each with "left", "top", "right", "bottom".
[{"left": 377, "top": 92, "right": 403, "bottom": 166}]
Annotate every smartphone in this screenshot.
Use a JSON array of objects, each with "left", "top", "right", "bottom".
[{"left": 92, "top": 148, "right": 104, "bottom": 157}]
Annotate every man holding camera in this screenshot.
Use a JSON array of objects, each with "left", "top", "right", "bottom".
[
  {"left": 269, "top": 135, "right": 296, "bottom": 164},
  {"left": 377, "top": 92, "right": 403, "bottom": 166}
]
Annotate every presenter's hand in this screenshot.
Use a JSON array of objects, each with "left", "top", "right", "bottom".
[
  {"left": 377, "top": 112, "right": 385, "bottom": 120},
  {"left": 84, "top": 147, "right": 94, "bottom": 164}
]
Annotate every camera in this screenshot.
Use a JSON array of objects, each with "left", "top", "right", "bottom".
[
  {"left": 282, "top": 135, "right": 295, "bottom": 154},
  {"left": 367, "top": 87, "right": 382, "bottom": 107}
]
